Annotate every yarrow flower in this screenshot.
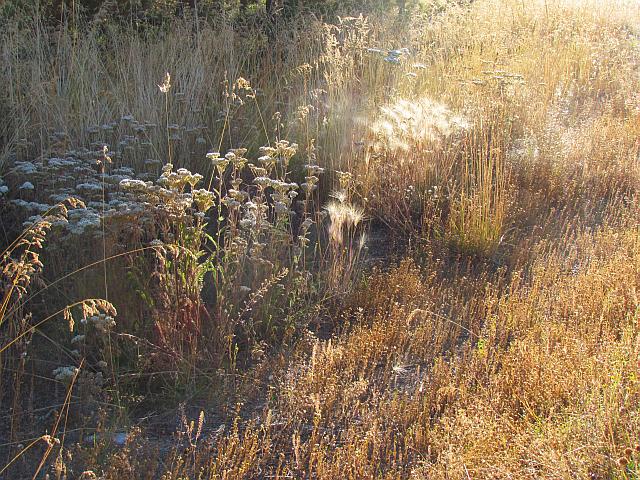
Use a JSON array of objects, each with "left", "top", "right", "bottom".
[
  {"left": 157, "top": 165, "right": 202, "bottom": 192},
  {"left": 53, "top": 366, "right": 79, "bottom": 384},
  {"left": 192, "top": 188, "right": 216, "bottom": 212},
  {"left": 207, "top": 151, "right": 229, "bottom": 170},
  {"left": 82, "top": 313, "right": 116, "bottom": 333},
  {"left": 120, "top": 179, "right": 150, "bottom": 192},
  {"left": 306, "top": 164, "right": 325, "bottom": 175},
  {"left": 253, "top": 176, "right": 271, "bottom": 187}
]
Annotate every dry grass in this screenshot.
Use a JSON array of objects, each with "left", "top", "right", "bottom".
[{"left": 1, "top": 0, "right": 640, "bottom": 478}]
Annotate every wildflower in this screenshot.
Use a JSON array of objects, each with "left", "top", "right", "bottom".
[
  {"left": 227, "top": 189, "right": 247, "bottom": 201},
  {"left": 12, "top": 161, "right": 37, "bottom": 175},
  {"left": 222, "top": 197, "right": 241, "bottom": 209},
  {"left": 192, "top": 188, "right": 216, "bottom": 213},
  {"left": 259, "top": 146, "right": 277, "bottom": 157},
  {"left": 207, "top": 152, "right": 229, "bottom": 170},
  {"left": 268, "top": 180, "right": 288, "bottom": 192},
  {"left": 301, "top": 183, "right": 317, "bottom": 194},
  {"left": 53, "top": 366, "right": 79, "bottom": 384},
  {"left": 274, "top": 202, "right": 289, "bottom": 214},
  {"left": 76, "top": 182, "right": 103, "bottom": 192},
  {"left": 157, "top": 165, "right": 201, "bottom": 192},
  {"left": 82, "top": 313, "right": 116, "bottom": 333},
  {"left": 306, "top": 164, "right": 325, "bottom": 175},
  {"left": 249, "top": 166, "right": 268, "bottom": 177},
  {"left": 335, "top": 171, "right": 353, "bottom": 189},
  {"left": 120, "top": 179, "right": 150, "bottom": 192},
  {"left": 254, "top": 176, "right": 271, "bottom": 187},
  {"left": 258, "top": 155, "right": 275, "bottom": 166},
  {"left": 67, "top": 209, "right": 101, "bottom": 235},
  {"left": 238, "top": 215, "right": 257, "bottom": 231},
  {"left": 274, "top": 140, "right": 298, "bottom": 164},
  {"left": 187, "top": 173, "right": 203, "bottom": 188},
  {"left": 305, "top": 175, "right": 319, "bottom": 184},
  {"left": 300, "top": 218, "right": 314, "bottom": 230},
  {"left": 229, "top": 153, "right": 248, "bottom": 169}
]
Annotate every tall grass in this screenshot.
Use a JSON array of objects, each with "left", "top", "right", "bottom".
[{"left": 1, "top": 0, "right": 640, "bottom": 477}]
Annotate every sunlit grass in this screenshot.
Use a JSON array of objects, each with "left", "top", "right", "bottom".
[{"left": 1, "top": 0, "right": 639, "bottom": 477}]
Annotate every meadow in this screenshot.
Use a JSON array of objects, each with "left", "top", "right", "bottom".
[{"left": 1, "top": 0, "right": 639, "bottom": 478}]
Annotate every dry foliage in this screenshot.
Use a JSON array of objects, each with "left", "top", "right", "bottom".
[{"left": 1, "top": 0, "right": 640, "bottom": 478}]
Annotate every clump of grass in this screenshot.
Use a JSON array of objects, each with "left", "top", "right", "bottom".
[
  {"left": 445, "top": 109, "right": 511, "bottom": 256},
  {"left": 2, "top": 0, "right": 640, "bottom": 478},
  {"left": 324, "top": 191, "right": 367, "bottom": 294}
]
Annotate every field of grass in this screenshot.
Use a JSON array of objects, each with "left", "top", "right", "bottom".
[{"left": 1, "top": 0, "right": 640, "bottom": 478}]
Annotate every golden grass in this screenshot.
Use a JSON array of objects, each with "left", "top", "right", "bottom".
[{"left": 1, "top": 0, "right": 640, "bottom": 478}]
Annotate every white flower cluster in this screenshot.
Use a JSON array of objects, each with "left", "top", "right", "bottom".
[
  {"left": 81, "top": 313, "right": 116, "bottom": 333},
  {"left": 4, "top": 114, "right": 215, "bottom": 242},
  {"left": 257, "top": 141, "right": 298, "bottom": 169},
  {"left": 118, "top": 164, "right": 215, "bottom": 221},
  {"left": 67, "top": 209, "right": 102, "bottom": 235},
  {"left": 52, "top": 366, "right": 79, "bottom": 384},
  {"left": 6, "top": 150, "right": 141, "bottom": 237}
]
